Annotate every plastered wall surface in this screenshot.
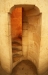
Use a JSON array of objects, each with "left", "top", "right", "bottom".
[
  {"left": 0, "top": 0, "right": 48, "bottom": 74},
  {"left": 0, "top": 13, "right": 12, "bottom": 73},
  {"left": 11, "top": 7, "right": 22, "bottom": 39},
  {"left": 28, "top": 14, "right": 41, "bottom": 67},
  {"left": 22, "top": 6, "right": 41, "bottom": 69}
]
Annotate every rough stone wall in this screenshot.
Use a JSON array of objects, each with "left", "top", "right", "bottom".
[{"left": 0, "top": 0, "right": 48, "bottom": 74}]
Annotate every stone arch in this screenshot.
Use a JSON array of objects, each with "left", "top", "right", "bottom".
[
  {"left": 11, "top": 59, "right": 38, "bottom": 75},
  {"left": 0, "top": 4, "right": 42, "bottom": 73},
  {"left": 8, "top": 5, "right": 42, "bottom": 73},
  {"left": 9, "top": 4, "right": 40, "bottom": 13},
  {"left": 0, "top": 1, "right": 48, "bottom": 74}
]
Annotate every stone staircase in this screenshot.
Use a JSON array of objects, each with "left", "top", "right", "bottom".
[{"left": 12, "top": 39, "right": 23, "bottom": 66}]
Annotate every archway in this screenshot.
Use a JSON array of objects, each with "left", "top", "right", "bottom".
[
  {"left": 11, "top": 60, "right": 38, "bottom": 75},
  {"left": 9, "top": 5, "right": 42, "bottom": 72}
]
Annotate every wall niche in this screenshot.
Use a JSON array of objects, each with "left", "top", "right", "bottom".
[{"left": 9, "top": 5, "right": 42, "bottom": 70}]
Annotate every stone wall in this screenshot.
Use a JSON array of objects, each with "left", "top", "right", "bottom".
[{"left": 0, "top": 0, "right": 48, "bottom": 74}]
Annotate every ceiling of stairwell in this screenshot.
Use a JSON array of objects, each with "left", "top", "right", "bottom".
[{"left": 10, "top": 5, "right": 40, "bottom": 16}]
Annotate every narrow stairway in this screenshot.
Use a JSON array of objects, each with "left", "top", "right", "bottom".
[{"left": 12, "top": 38, "right": 23, "bottom": 63}]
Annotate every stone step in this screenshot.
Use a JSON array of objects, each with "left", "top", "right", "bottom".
[
  {"left": 12, "top": 51, "right": 22, "bottom": 56},
  {"left": 12, "top": 48, "right": 22, "bottom": 53},
  {"left": 13, "top": 54, "right": 23, "bottom": 57},
  {"left": 12, "top": 45, "right": 22, "bottom": 51},
  {"left": 12, "top": 39, "right": 22, "bottom": 46},
  {"left": 13, "top": 54, "right": 23, "bottom": 62},
  {"left": 13, "top": 56, "right": 24, "bottom": 68}
]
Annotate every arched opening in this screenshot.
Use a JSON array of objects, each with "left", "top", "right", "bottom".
[
  {"left": 9, "top": 5, "right": 42, "bottom": 71},
  {"left": 11, "top": 60, "right": 38, "bottom": 75}
]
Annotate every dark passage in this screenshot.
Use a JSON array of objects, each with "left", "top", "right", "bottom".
[{"left": 11, "top": 60, "right": 38, "bottom": 75}]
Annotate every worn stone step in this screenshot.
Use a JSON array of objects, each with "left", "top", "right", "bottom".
[
  {"left": 12, "top": 51, "right": 22, "bottom": 56},
  {"left": 13, "top": 56, "right": 24, "bottom": 68},
  {"left": 12, "top": 39, "right": 22, "bottom": 46},
  {"left": 13, "top": 54, "right": 23, "bottom": 62},
  {"left": 12, "top": 48, "right": 22, "bottom": 53},
  {"left": 13, "top": 54, "right": 23, "bottom": 57},
  {"left": 12, "top": 45, "right": 22, "bottom": 51}
]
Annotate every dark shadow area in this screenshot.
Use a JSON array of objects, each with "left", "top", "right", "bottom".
[{"left": 11, "top": 60, "right": 38, "bottom": 75}]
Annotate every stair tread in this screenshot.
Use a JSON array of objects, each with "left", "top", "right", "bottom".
[
  {"left": 12, "top": 51, "right": 22, "bottom": 55},
  {"left": 13, "top": 54, "right": 23, "bottom": 57},
  {"left": 12, "top": 39, "right": 22, "bottom": 46},
  {"left": 13, "top": 55, "right": 23, "bottom": 62},
  {"left": 12, "top": 46, "right": 22, "bottom": 50},
  {"left": 12, "top": 45, "right": 22, "bottom": 47},
  {"left": 13, "top": 56, "right": 23, "bottom": 68},
  {"left": 12, "top": 49, "right": 22, "bottom": 53}
]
